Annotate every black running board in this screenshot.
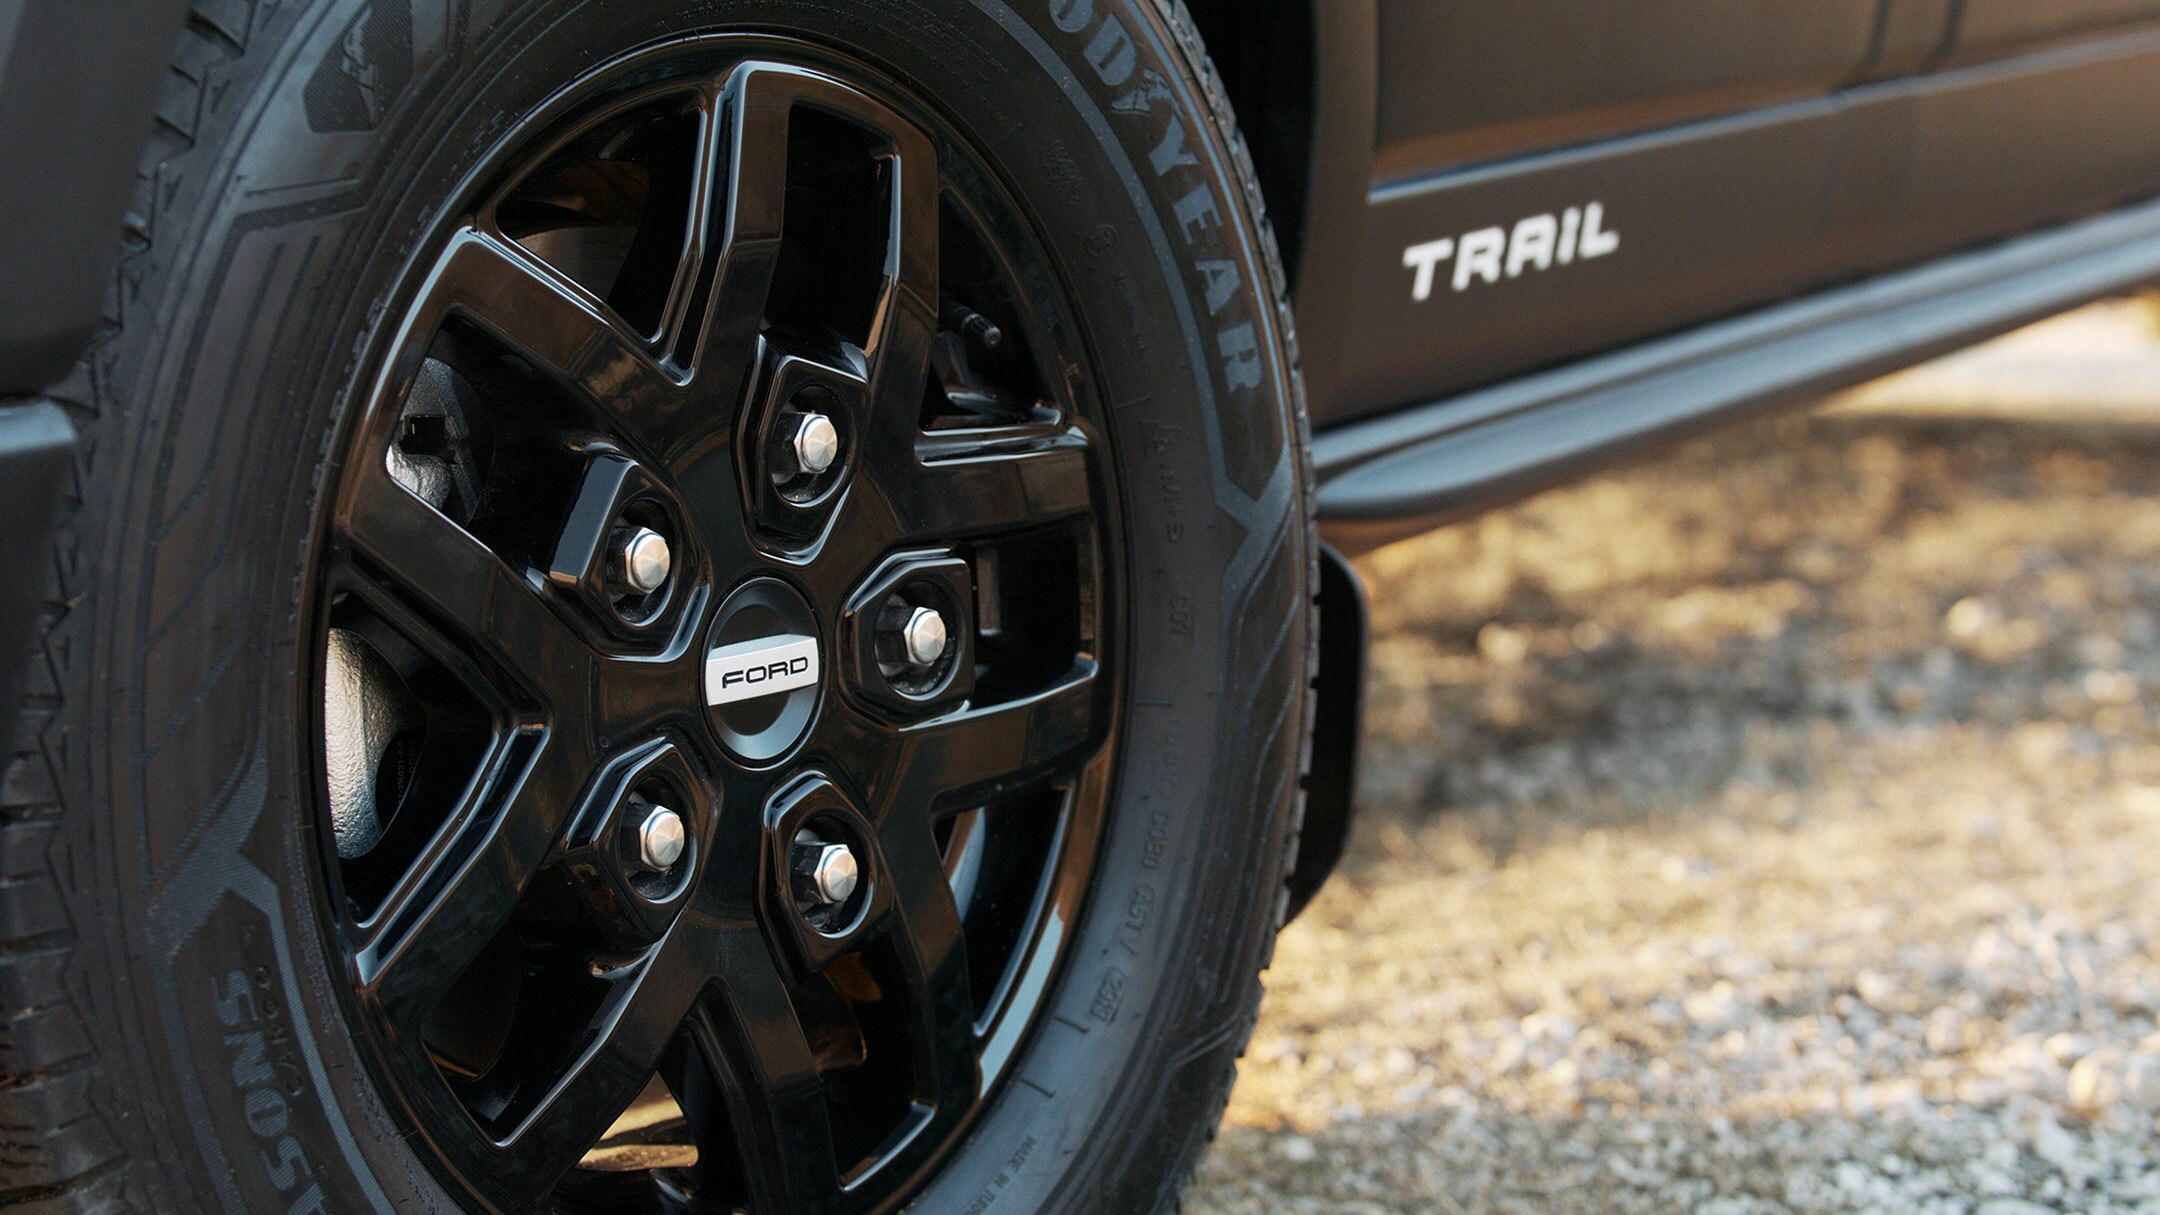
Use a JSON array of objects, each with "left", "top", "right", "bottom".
[{"left": 1313, "top": 197, "right": 2160, "bottom": 554}]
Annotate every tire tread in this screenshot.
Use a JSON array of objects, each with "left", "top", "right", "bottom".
[
  {"left": 0, "top": 3, "right": 243, "bottom": 1208},
  {"left": 1138, "top": 3, "right": 1323, "bottom": 1211}
]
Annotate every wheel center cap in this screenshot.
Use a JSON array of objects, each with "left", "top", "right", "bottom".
[
  {"left": 704, "top": 633, "right": 820, "bottom": 706},
  {"left": 704, "top": 579, "right": 822, "bottom": 762}
]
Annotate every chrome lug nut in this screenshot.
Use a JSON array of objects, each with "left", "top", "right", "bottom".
[
  {"left": 874, "top": 600, "right": 953, "bottom": 675},
  {"left": 791, "top": 836, "right": 860, "bottom": 905},
  {"left": 634, "top": 804, "right": 686, "bottom": 873},
  {"left": 811, "top": 843, "right": 859, "bottom": 903},
  {"left": 776, "top": 411, "right": 840, "bottom": 479},
  {"left": 899, "top": 606, "right": 948, "bottom": 667},
  {"left": 610, "top": 526, "right": 672, "bottom": 595}
]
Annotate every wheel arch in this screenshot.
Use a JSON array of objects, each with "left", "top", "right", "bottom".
[
  {"left": 0, "top": 0, "right": 190, "bottom": 391},
  {"left": 1182, "top": 0, "right": 1318, "bottom": 283}
]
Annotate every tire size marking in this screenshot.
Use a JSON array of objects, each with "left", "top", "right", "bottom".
[
  {"left": 1112, "top": 883, "right": 1156, "bottom": 960},
  {"left": 1141, "top": 806, "right": 1172, "bottom": 871},
  {"left": 1146, "top": 422, "right": 1188, "bottom": 545},
  {"left": 1166, "top": 594, "right": 1192, "bottom": 638},
  {"left": 1146, "top": 718, "right": 1187, "bottom": 813},
  {"left": 1089, "top": 966, "right": 1129, "bottom": 1024},
  {"left": 212, "top": 969, "right": 331, "bottom": 1215}
]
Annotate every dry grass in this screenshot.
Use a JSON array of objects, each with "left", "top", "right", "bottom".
[{"left": 1189, "top": 305, "right": 2160, "bottom": 1213}]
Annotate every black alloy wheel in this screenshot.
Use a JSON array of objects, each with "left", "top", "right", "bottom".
[
  {"left": 3, "top": 3, "right": 1314, "bottom": 1213},
  {"left": 318, "top": 43, "right": 1118, "bottom": 1213}
]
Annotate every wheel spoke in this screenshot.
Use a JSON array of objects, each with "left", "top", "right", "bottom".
[
  {"left": 866, "top": 428, "right": 1097, "bottom": 549},
  {"left": 676, "top": 64, "right": 793, "bottom": 391},
  {"left": 678, "top": 926, "right": 847, "bottom": 1213},
  {"left": 398, "top": 226, "right": 743, "bottom": 471},
  {"left": 883, "top": 664, "right": 1104, "bottom": 813},
  {"left": 413, "top": 228, "right": 685, "bottom": 430},
  {"left": 335, "top": 456, "right": 595, "bottom": 703},
  {"left": 875, "top": 819, "right": 980, "bottom": 1131},
  {"left": 479, "top": 930, "right": 712, "bottom": 1205},
  {"left": 856, "top": 90, "right": 941, "bottom": 458},
  {"left": 356, "top": 730, "right": 588, "bottom": 1027}
]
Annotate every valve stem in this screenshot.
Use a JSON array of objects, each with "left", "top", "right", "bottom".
[{"left": 940, "top": 298, "right": 1003, "bottom": 350}]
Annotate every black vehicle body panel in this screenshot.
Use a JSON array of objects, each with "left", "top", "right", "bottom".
[
  {"left": 0, "top": 0, "right": 182, "bottom": 708},
  {"left": 0, "top": 0, "right": 190, "bottom": 392},
  {"left": 1950, "top": 0, "right": 2160, "bottom": 64},
  {"left": 7, "top": 0, "right": 2160, "bottom": 911},
  {"left": 1336, "top": 102, "right": 1852, "bottom": 417},
  {"left": 1371, "top": 0, "right": 1879, "bottom": 180},
  {"left": 0, "top": 402, "right": 72, "bottom": 709},
  {"left": 1845, "top": 29, "right": 2160, "bottom": 272},
  {"left": 1296, "top": 6, "right": 2160, "bottom": 434},
  {"left": 1861, "top": 0, "right": 1959, "bottom": 81}
]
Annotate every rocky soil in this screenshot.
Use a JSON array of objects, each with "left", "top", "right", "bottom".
[{"left": 1187, "top": 302, "right": 2160, "bottom": 1213}]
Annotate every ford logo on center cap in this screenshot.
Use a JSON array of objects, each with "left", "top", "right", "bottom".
[{"left": 705, "top": 634, "right": 821, "bottom": 706}]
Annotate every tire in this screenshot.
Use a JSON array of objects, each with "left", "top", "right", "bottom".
[{"left": 4, "top": 2, "right": 1314, "bottom": 1212}]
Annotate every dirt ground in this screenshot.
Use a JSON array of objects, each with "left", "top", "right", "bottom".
[{"left": 1187, "top": 302, "right": 2160, "bottom": 1213}]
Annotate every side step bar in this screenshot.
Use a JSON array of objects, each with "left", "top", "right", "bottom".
[{"left": 1313, "top": 197, "right": 2160, "bottom": 554}]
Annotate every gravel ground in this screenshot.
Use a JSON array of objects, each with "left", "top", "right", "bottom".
[{"left": 1187, "top": 302, "right": 2160, "bottom": 1213}]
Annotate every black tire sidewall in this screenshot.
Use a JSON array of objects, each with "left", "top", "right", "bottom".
[{"left": 75, "top": 2, "right": 1308, "bottom": 1211}]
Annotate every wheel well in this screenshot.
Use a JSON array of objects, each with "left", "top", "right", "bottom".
[{"left": 1183, "top": 0, "right": 1316, "bottom": 283}]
